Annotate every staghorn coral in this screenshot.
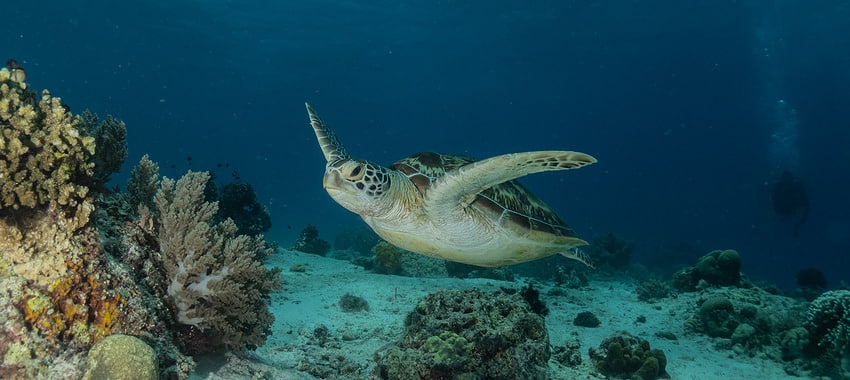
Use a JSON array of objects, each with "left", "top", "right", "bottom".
[
  {"left": 154, "top": 171, "right": 282, "bottom": 351},
  {"left": 1, "top": 67, "right": 95, "bottom": 228}
]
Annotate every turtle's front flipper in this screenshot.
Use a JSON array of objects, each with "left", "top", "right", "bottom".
[
  {"left": 306, "top": 103, "right": 350, "bottom": 165},
  {"left": 426, "top": 151, "right": 596, "bottom": 208}
]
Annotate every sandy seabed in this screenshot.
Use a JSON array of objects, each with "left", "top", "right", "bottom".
[{"left": 192, "top": 249, "right": 797, "bottom": 380}]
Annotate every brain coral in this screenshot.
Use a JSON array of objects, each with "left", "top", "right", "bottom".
[{"left": 0, "top": 67, "right": 95, "bottom": 227}]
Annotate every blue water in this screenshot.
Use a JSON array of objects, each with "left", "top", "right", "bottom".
[{"left": 4, "top": 1, "right": 849, "bottom": 289}]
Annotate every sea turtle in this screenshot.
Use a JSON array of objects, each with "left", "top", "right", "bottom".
[{"left": 306, "top": 103, "right": 597, "bottom": 267}]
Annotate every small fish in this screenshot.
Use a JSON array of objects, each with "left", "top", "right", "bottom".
[{"left": 6, "top": 59, "right": 26, "bottom": 83}]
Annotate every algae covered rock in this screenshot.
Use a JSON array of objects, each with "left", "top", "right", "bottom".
[
  {"left": 673, "top": 249, "right": 742, "bottom": 291},
  {"left": 83, "top": 334, "right": 158, "bottom": 380},
  {"left": 589, "top": 331, "right": 668, "bottom": 380},
  {"left": 695, "top": 249, "right": 741, "bottom": 286},
  {"left": 374, "top": 288, "right": 549, "bottom": 379},
  {"left": 699, "top": 295, "right": 739, "bottom": 338}
]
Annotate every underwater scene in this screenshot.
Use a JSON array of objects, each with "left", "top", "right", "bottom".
[{"left": 2, "top": 1, "right": 849, "bottom": 379}]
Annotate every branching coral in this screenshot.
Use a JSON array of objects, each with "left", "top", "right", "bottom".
[
  {"left": 217, "top": 182, "right": 271, "bottom": 236},
  {"left": 78, "top": 111, "right": 127, "bottom": 189},
  {"left": 126, "top": 154, "right": 160, "bottom": 213},
  {"left": 0, "top": 67, "right": 94, "bottom": 228},
  {"left": 292, "top": 224, "right": 330, "bottom": 255},
  {"left": 154, "top": 171, "right": 281, "bottom": 350}
]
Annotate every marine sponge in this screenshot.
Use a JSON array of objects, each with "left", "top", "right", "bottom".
[{"left": 0, "top": 67, "right": 94, "bottom": 228}]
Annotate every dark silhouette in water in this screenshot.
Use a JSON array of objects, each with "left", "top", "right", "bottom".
[{"left": 771, "top": 170, "right": 809, "bottom": 236}]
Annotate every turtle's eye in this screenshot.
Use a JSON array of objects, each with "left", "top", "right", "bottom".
[{"left": 350, "top": 166, "right": 362, "bottom": 177}]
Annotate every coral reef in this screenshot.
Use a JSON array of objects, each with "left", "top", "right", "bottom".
[
  {"left": 589, "top": 331, "right": 668, "bottom": 380},
  {"left": 797, "top": 267, "right": 828, "bottom": 290},
  {"left": 586, "top": 232, "right": 634, "bottom": 269},
  {"left": 372, "top": 240, "right": 402, "bottom": 275},
  {"left": 795, "top": 267, "right": 828, "bottom": 301},
  {"left": 155, "top": 171, "right": 282, "bottom": 351},
  {"left": 445, "top": 260, "right": 515, "bottom": 281},
  {"left": 82, "top": 334, "right": 158, "bottom": 380},
  {"left": 422, "top": 331, "right": 474, "bottom": 367},
  {"left": 553, "top": 265, "right": 590, "bottom": 288},
  {"left": 1, "top": 67, "right": 94, "bottom": 228},
  {"left": 78, "top": 111, "right": 127, "bottom": 190},
  {"left": 574, "top": 311, "right": 601, "bottom": 328},
  {"left": 518, "top": 284, "right": 548, "bottom": 316},
  {"left": 293, "top": 224, "right": 330, "bottom": 256},
  {"left": 695, "top": 249, "right": 741, "bottom": 286},
  {"left": 636, "top": 278, "right": 673, "bottom": 303},
  {"left": 217, "top": 181, "right": 271, "bottom": 236},
  {"left": 334, "top": 226, "right": 381, "bottom": 255},
  {"left": 552, "top": 339, "right": 583, "bottom": 367},
  {"left": 698, "top": 296, "right": 738, "bottom": 338},
  {"left": 125, "top": 154, "right": 160, "bottom": 213},
  {"left": 338, "top": 293, "right": 369, "bottom": 313},
  {"left": 373, "top": 288, "right": 550, "bottom": 379},
  {"left": 805, "top": 290, "right": 850, "bottom": 357},
  {"left": 672, "top": 249, "right": 742, "bottom": 291}
]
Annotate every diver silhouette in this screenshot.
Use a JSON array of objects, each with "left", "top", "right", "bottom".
[{"left": 771, "top": 170, "right": 809, "bottom": 236}]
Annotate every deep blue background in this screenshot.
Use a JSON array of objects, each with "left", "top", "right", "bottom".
[{"left": 4, "top": 1, "right": 848, "bottom": 288}]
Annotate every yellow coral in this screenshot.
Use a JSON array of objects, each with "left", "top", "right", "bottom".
[{"left": 1, "top": 69, "right": 94, "bottom": 227}]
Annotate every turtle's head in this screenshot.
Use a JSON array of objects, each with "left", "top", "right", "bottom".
[
  {"left": 323, "top": 159, "right": 392, "bottom": 215},
  {"left": 306, "top": 103, "right": 391, "bottom": 215}
]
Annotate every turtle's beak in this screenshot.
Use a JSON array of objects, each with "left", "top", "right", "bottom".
[{"left": 323, "top": 167, "right": 345, "bottom": 191}]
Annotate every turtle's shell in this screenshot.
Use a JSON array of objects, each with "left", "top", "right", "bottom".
[{"left": 390, "top": 152, "right": 579, "bottom": 238}]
